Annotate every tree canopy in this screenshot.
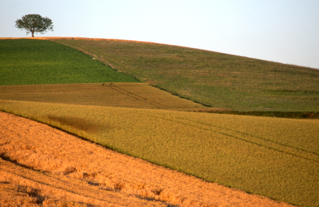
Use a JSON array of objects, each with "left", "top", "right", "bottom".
[{"left": 15, "top": 14, "right": 54, "bottom": 37}]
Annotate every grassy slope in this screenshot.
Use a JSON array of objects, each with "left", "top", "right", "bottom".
[
  {"left": 0, "top": 39, "right": 138, "bottom": 85},
  {"left": 0, "top": 100, "right": 318, "bottom": 207},
  {"left": 52, "top": 38, "right": 319, "bottom": 112}
]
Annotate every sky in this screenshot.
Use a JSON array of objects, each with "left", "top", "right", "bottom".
[{"left": 1, "top": 0, "right": 319, "bottom": 69}]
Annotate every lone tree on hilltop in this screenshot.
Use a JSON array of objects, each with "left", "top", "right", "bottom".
[{"left": 15, "top": 14, "right": 54, "bottom": 37}]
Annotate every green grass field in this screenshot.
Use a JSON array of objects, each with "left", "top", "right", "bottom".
[
  {"left": 0, "top": 100, "right": 318, "bottom": 207},
  {"left": 1, "top": 38, "right": 319, "bottom": 207},
  {"left": 52, "top": 38, "right": 319, "bottom": 112},
  {"left": 0, "top": 39, "right": 138, "bottom": 85}
]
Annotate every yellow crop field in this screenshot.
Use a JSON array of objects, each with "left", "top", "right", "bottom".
[{"left": 0, "top": 100, "right": 318, "bottom": 207}]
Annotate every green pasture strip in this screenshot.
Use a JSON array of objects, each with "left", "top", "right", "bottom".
[
  {"left": 0, "top": 39, "right": 138, "bottom": 85},
  {"left": 52, "top": 39, "right": 319, "bottom": 112},
  {"left": 1, "top": 100, "right": 318, "bottom": 207},
  {"left": 0, "top": 83, "right": 206, "bottom": 110}
]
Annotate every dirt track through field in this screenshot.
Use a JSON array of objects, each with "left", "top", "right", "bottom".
[{"left": 0, "top": 111, "right": 295, "bottom": 207}]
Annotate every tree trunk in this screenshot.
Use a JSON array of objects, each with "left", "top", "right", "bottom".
[{"left": 31, "top": 28, "right": 34, "bottom": 37}]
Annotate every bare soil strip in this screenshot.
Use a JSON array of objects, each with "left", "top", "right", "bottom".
[{"left": 0, "top": 111, "right": 294, "bottom": 207}]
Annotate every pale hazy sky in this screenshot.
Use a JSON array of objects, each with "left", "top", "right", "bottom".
[{"left": 1, "top": 0, "right": 319, "bottom": 69}]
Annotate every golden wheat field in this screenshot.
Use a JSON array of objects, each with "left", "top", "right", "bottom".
[{"left": 0, "top": 111, "right": 296, "bottom": 207}]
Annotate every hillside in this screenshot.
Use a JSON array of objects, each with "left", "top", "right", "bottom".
[
  {"left": 51, "top": 37, "right": 319, "bottom": 112},
  {"left": 1, "top": 38, "right": 318, "bottom": 207}
]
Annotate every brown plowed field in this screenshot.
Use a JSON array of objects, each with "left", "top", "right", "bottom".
[{"left": 0, "top": 111, "right": 295, "bottom": 207}]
